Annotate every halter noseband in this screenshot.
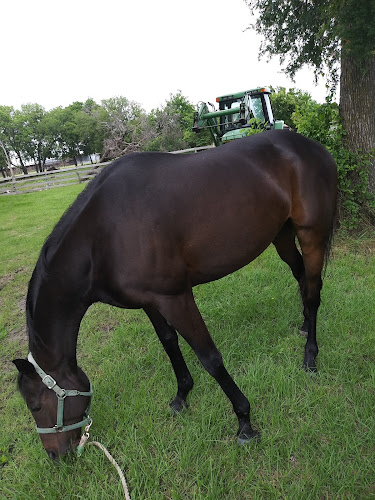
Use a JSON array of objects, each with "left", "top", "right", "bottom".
[{"left": 27, "top": 353, "right": 93, "bottom": 434}]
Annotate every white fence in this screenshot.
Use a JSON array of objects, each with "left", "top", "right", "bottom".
[
  {"left": 0, "top": 146, "right": 214, "bottom": 196},
  {"left": 0, "top": 163, "right": 107, "bottom": 195}
]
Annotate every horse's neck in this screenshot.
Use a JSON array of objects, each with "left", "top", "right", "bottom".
[
  {"left": 27, "top": 237, "right": 90, "bottom": 372},
  {"left": 27, "top": 294, "right": 83, "bottom": 372},
  {"left": 28, "top": 329, "right": 77, "bottom": 372}
]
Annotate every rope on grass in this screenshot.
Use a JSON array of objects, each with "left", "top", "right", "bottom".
[
  {"left": 87, "top": 441, "right": 131, "bottom": 500},
  {"left": 78, "top": 431, "right": 131, "bottom": 500}
]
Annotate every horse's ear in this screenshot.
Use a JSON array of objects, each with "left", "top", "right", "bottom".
[{"left": 12, "top": 359, "right": 36, "bottom": 375}]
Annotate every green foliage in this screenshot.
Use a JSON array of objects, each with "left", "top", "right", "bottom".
[
  {"left": 0, "top": 146, "right": 7, "bottom": 175},
  {"left": 270, "top": 87, "right": 314, "bottom": 130},
  {"left": 245, "top": 117, "right": 266, "bottom": 136},
  {"left": 0, "top": 100, "right": 105, "bottom": 170},
  {"left": 100, "top": 96, "right": 146, "bottom": 159},
  {"left": 166, "top": 92, "right": 211, "bottom": 148},
  {"left": 142, "top": 92, "right": 211, "bottom": 152},
  {"left": 245, "top": 0, "right": 375, "bottom": 87},
  {"left": 52, "top": 101, "right": 104, "bottom": 162},
  {"left": 0, "top": 105, "right": 29, "bottom": 172},
  {"left": 335, "top": 0, "right": 375, "bottom": 64},
  {"left": 143, "top": 100, "right": 187, "bottom": 152},
  {"left": 0, "top": 92, "right": 209, "bottom": 169}
]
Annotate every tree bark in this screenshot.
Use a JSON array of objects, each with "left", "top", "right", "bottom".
[
  {"left": 15, "top": 151, "right": 28, "bottom": 174},
  {"left": 340, "top": 54, "right": 375, "bottom": 193}
]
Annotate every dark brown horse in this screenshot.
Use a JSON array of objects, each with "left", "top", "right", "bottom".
[{"left": 13, "top": 130, "right": 337, "bottom": 459}]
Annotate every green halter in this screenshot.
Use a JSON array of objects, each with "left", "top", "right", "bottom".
[{"left": 27, "top": 352, "right": 93, "bottom": 434}]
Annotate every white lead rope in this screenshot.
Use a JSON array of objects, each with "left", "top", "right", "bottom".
[{"left": 78, "top": 425, "right": 131, "bottom": 500}]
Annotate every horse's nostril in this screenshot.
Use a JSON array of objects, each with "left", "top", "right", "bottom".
[{"left": 47, "top": 449, "right": 59, "bottom": 461}]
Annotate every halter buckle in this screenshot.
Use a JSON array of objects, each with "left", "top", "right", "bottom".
[{"left": 42, "top": 374, "right": 57, "bottom": 389}]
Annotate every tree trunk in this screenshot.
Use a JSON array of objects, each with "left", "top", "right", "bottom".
[
  {"left": 340, "top": 54, "right": 375, "bottom": 193},
  {"left": 16, "top": 151, "right": 28, "bottom": 175}
]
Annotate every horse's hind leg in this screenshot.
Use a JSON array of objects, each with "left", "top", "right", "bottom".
[
  {"left": 273, "top": 220, "right": 308, "bottom": 334},
  {"left": 145, "top": 307, "right": 193, "bottom": 413},
  {"left": 295, "top": 227, "right": 328, "bottom": 372},
  {"left": 153, "top": 290, "right": 259, "bottom": 443}
]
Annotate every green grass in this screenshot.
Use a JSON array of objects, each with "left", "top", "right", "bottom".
[{"left": 1, "top": 186, "right": 374, "bottom": 499}]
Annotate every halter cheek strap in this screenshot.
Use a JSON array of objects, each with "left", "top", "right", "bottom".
[{"left": 27, "top": 353, "right": 93, "bottom": 434}]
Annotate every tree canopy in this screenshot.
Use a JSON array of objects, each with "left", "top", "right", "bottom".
[
  {"left": 0, "top": 92, "right": 210, "bottom": 175},
  {"left": 246, "top": 0, "right": 375, "bottom": 195},
  {"left": 246, "top": 0, "right": 375, "bottom": 85}
]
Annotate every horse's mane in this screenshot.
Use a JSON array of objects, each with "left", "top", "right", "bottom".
[{"left": 26, "top": 163, "right": 116, "bottom": 343}]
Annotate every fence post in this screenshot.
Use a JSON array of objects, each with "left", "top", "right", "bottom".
[
  {"left": 0, "top": 140, "right": 17, "bottom": 193},
  {"left": 75, "top": 165, "right": 81, "bottom": 183},
  {"left": 44, "top": 169, "right": 50, "bottom": 189}
]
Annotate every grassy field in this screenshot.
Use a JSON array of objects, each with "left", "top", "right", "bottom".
[{"left": 0, "top": 185, "right": 374, "bottom": 499}]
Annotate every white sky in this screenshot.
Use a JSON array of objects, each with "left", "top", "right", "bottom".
[{"left": 1, "top": 0, "right": 329, "bottom": 112}]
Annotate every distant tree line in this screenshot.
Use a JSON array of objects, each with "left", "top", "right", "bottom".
[
  {"left": 1, "top": 88, "right": 373, "bottom": 226},
  {"left": 0, "top": 92, "right": 211, "bottom": 177}
]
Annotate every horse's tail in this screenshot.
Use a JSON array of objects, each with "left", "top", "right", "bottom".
[{"left": 323, "top": 183, "right": 339, "bottom": 275}]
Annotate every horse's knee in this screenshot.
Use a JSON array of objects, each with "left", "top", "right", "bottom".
[
  {"left": 304, "top": 274, "right": 322, "bottom": 308},
  {"left": 161, "top": 333, "right": 178, "bottom": 352},
  {"left": 199, "top": 349, "right": 224, "bottom": 377},
  {"left": 180, "top": 373, "right": 194, "bottom": 393}
]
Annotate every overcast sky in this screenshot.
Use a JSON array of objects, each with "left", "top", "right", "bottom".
[{"left": 1, "top": 0, "right": 329, "bottom": 112}]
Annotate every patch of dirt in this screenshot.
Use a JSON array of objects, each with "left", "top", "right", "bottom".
[
  {"left": 8, "top": 327, "right": 27, "bottom": 345},
  {"left": 18, "top": 297, "right": 26, "bottom": 312},
  {"left": 1, "top": 357, "right": 19, "bottom": 373},
  {"left": 1, "top": 327, "right": 28, "bottom": 372},
  {"left": 334, "top": 238, "right": 375, "bottom": 256},
  {"left": 0, "top": 274, "right": 13, "bottom": 291},
  {"left": 0, "top": 267, "right": 28, "bottom": 291}
]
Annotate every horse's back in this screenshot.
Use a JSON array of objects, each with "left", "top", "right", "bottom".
[
  {"left": 83, "top": 132, "right": 335, "bottom": 290},
  {"left": 99, "top": 130, "right": 337, "bottom": 234},
  {"left": 44, "top": 131, "right": 337, "bottom": 306}
]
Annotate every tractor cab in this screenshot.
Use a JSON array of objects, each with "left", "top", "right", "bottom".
[{"left": 193, "top": 87, "right": 284, "bottom": 146}]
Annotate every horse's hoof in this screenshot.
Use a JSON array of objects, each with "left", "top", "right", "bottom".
[
  {"left": 237, "top": 429, "right": 261, "bottom": 445},
  {"left": 170, "top": 397, "right": 188, "bottom": 414}
]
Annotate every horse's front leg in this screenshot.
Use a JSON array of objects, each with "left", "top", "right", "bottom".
[
  {"left": 153, "top": 290, "right": 260, "bottom": 444},
  {"left": 145, "top": 307, "right": 194, "bottom": 413}
]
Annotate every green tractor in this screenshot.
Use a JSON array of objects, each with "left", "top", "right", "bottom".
[{"left": 192, "top": 87, "right": 284, "bottom": 147}]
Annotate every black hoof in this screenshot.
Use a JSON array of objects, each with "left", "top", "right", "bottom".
[
  {"left": 237, "top": 429, "right": 261, "bottom": 445},
  {"left": 170, "top": 397, "right": 188, "bottom": 414}
]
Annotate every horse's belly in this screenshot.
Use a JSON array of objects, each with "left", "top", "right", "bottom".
[{"left": 184, "top": 219, "right": 284, "bottom": 286}]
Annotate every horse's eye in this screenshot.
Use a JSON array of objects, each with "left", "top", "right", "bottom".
[{"left": 31, "top": 406, "right": 41, "bottom": 413}]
